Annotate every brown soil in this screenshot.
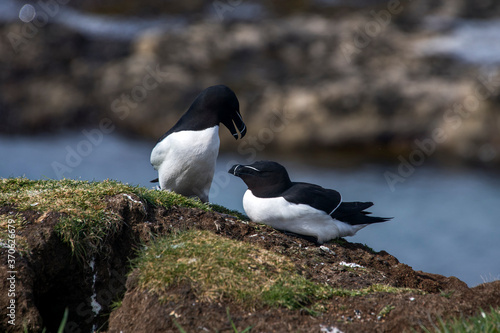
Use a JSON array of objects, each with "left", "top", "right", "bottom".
[{"left": 1, "top": 195, "right": 499, "bottom": 333}]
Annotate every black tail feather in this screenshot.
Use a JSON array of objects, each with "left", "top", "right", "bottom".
[
  {"left": 330, "top": 202, "right": 372, "bottom": 218},
  {"left": 331, "top": 201, "right": 392, "bottom": 225}
]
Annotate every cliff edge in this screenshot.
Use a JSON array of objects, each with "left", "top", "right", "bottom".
[{"left": 0, "top": 178, "right": 499, "bottom": 332}]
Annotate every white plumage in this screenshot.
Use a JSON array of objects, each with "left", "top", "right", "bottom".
[
  {"left": 150, "top": 126, "right": 219, "bottom": 202},
  {"left": 243, "top": 189, "right": 367, "bottom": 244}
]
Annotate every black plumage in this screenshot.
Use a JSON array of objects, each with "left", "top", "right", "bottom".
[{"left": 229, "top": 160, "right": 391, "bottom": 228}]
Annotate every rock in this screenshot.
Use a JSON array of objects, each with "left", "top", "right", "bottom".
[
  {"left": 1, "top": 4, "right": 500, "bottom": 166},
  {"left": 1, "top": 179, "right": 499, "bottom": 332},
  {"left": 0, "top": 22, "right": 130, "bottom": 133}
]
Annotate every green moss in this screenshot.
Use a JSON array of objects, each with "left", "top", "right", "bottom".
[
  {"left": 377, "top": 304, "right": 395, "bottom": 320},
  {"left": 1, "top": 178, "right": 131, "bottom": 259},
  {"left": 133, "top": 229, "right": 423, "bottom": 313},
  {"left": 439, "top": 290, "right": 454, "bottom": 299},
  {"left": 0, "top": 213, "right": 31, "bottom": 255},
  {"left": 206, "top": 203, "right": 248, "bottom": 221},
  {"left": 1, "top": 177, "right": 430, "bottom": 316},
  {"left": 134, "top": 229, "right": 298, "bottom": 307},
  {"left": 329, "top": 237, "right": 348, "bottom": 246},
  {"left": 134, "top": 229, "right": 333, "bottom": 310},
  {"left": 417, "top": 307, "right": 500, "bottom": 333},
  {"left": 0, "top": 177, "right": 246, "bottom": 260},
  {"left": 332, "top": 284, "right": 422, "bottom": 298}
]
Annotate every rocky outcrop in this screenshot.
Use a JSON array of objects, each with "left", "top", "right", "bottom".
[{"left": 1, "top": 182, "right": 499, "bottom": 332}]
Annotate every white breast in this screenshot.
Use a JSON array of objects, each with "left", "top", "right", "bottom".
[
  {"left": 242, "top": 190, "right": 366, "bottom": 243},
  {"left": 150, "top": 126, "right": 220, "bottom": 202}
]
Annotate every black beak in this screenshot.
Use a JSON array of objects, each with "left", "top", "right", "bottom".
[
  {"left": 223, "top": 111, "right": 247, "bottom": 140},
  {"left": 228, "top": 164, "right": 242, "bottom": 176}
]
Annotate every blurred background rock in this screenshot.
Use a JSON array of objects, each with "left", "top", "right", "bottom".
[{"left": 1, "top": 0, "right": 500, "bottom": 167}]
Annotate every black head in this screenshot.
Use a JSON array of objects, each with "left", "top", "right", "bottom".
[
  {"left": 189, "top": 85, "right": 246, "bottom": 139},
  {"left": 158, "top": 85, "right": 247, "bottom": 142},
  {"left": 228, "top": 160, "right": 292, "bottom": 197}
]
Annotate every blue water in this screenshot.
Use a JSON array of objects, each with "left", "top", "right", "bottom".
[
  {"left": 417, "top": 18, "right": 500, "bottom": 65},
  {"left": 1, "top": 133, "right": 499, "bottom": 287}
]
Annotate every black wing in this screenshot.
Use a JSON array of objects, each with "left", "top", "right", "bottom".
[
  {"left": 331, "top": 201, "right": 392, "bottom": 225},
  {"left": 282, "top": 182, "right": 342, "bottom": 215}
]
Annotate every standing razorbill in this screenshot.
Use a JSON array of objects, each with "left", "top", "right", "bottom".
[
  {"left": 151, "top": 85, "right": 246, "bottom": 202},
  {"left": 228, "top": 161, "right": 391, "bottom": 244}
]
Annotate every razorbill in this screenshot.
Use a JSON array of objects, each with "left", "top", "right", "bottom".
[
  {"left": 228, "top": 160, "right": 391, "bottom": 244},
  {"left": 151, "top": 85, "right": 246, "bottom": 202}
]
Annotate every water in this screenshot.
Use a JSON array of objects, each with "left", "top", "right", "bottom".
[
  {"left": 1, "top": 133, "right": 499, "bottom": 287},
  {"left": 417, "top": 18, "right": 500, "bottom": 65}
]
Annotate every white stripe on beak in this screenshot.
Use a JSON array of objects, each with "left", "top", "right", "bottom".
[{"left": 244, "top": 166, "right": 260, "bottom": 172}]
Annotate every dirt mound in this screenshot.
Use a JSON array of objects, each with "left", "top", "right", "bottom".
[
  {"left": 1, "top": 192, "right": 499, "bottom": 333},
  {"left": 108, "top": 205, "right": 499, "bottom": 333}
]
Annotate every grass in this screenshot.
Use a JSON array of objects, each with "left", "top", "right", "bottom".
[
  {"left": 3, "top": 177, "right": 498, "bottom": 331},
  {"left": 2, "top": 177, "right": 422, "bottom": 315},
  {"left": 53, "top": 308, "right": 69, "bottom": 333},
  {"left": 0, "top": 177, "right": 245, "bottom": 260},
  {"left": 25, "top": 308, "right": 69, "bottom": 333},
  {"left": 378, "top": 304, "right": 395, "bottom": 320},
  {"left": 133, "top": 229, "right": 423, "bottom": 313},
  {"left": 416, "top": 307, "right": 500, "bottom": 333},
  {"left": 134, "top": 229, "right": 316, "bottom": 308},
  {"left": 439, "top": 290, "right": 454, "bottom": 299},
  {"left": 0, "top": 212, "right": 30, "bottom": 254}
]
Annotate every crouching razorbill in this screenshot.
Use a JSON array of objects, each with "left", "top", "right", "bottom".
[
  {"left": 228, "top": 160, "right": 391, "bottom": 244},
  {"left": 151, "top": 85, "right": 246, "bottom": 202}
]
